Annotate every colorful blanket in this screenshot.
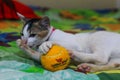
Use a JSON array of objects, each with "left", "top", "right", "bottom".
[{"left": 0, "top": 8, "right": 120, "bottom": 80}]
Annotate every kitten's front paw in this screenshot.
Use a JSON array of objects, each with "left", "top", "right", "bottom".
[
  {"left": 38, "top": 41, "right": 53, "bottom": 54},
  {"left": 16, "top": 39, "right": 22, "bottom": 47},
  {"left": 16, "top": 39, "right": 28, "bottom": 49}
]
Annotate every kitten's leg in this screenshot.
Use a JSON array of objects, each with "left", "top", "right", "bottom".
[
  {"left": 22, "top": 45, "right": 42, "bottom": 62},
  {"left": 17, "top": 39, "right": 41, "bottom": 62},
  {"left": 77, "top": 58, "right": 120, "bottom": 73},
  {"left": 71, "top": 50, "right": 111, "bottom": 65}
]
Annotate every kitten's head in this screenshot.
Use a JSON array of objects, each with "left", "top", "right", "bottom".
[{"left": 18, "top": 13, "right": 50, "bottom": 48}]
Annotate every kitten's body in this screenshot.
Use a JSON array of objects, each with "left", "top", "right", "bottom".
[{"left": 17, "top": 15, "right": 120, "bottom": 72}]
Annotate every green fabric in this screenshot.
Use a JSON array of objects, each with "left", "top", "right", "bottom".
[
  {"left": 0, "top": 41, "right": 34, "bottom": 65},
  {"left": 97, "top": 72, "right": 120, "bottom": 80},
  {"left": 21, "top": 66, "right": 44, "bottom": 73},
  {"left": 0, "top": 61, "right": 100, "bottom": 80}
]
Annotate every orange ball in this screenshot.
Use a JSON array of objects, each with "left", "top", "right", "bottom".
[{"left": 41, "top": 45, "right": 70, "bottom": 71}]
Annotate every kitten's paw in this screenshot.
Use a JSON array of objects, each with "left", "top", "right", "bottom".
[
  {"left": 77, "top": 63, "right": 91, "bottom": 73},
  {"left": 77, "top": 63, "right": 99, "bottom": 73},
  {"left": 16, "top": 39, "right": 22, "bottom": 46},
  {"left": 16, "top": 39, "right": 28, "bottom": 49},
  {"left": 38, "top": 41, "right": 53, "bottom": 54}
]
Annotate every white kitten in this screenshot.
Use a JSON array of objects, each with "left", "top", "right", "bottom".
[{"left": 17, "top": 13, "right": 120, "bottom": 72}]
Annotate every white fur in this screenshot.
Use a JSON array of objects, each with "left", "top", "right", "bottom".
[{"left": 39, "top": 29, "right": 120, "bottom": 72}]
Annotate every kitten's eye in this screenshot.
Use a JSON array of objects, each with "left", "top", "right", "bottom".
[
  {"left": 29, "top": 34, "right": 36, "bottom": 37},
  {"left": 20, "top": 33, "right": 24, "bottom": 36}
]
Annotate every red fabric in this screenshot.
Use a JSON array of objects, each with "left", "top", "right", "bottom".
[{"left": 0, "top": 0, "right": 40, "bottom": 19}]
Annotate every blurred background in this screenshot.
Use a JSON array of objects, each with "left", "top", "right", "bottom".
[
  {"left": 0, "top": 0, "right": 120, "bottom": 33},
  {"left": 0, "top": 0, "right": 120, "bottom": 32},
  {"left": 19, "top": 0, "right": 118, "bottom": 9}
]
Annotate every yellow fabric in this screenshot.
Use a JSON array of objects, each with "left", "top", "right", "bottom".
[{"left": 95, "top": 70, "right": 120, "bottom": 74}]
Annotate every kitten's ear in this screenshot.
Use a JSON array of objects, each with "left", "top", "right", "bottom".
[
  {"left": 17, "top": 12, "right": 29, "bottom": 23},
  {"left": 40, "top": 16, "right": 50, "bottom": 27}
]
